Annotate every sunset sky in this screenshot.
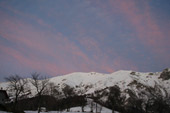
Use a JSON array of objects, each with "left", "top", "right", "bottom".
[{"left": 0, "top": 0, "right": 170, "bottom": 80}]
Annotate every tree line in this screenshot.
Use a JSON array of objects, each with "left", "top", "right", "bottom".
[
  {"left": 4, "top": 72, "right": 87, "bottom": 113},
  {"left": 3, "top": 72, "right": 170, "bottom": 113}
]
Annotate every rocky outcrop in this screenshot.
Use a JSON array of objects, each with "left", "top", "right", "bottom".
[
  {"left": 159, "top": 68, "right": 170, "bottom": 80},
  {"left": 93, "top": 84, "right": 170, "bottom": 113}
]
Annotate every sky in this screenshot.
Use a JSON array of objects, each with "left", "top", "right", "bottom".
[{"left": 0, "top": 0, "right": 170, "bottom": 81}]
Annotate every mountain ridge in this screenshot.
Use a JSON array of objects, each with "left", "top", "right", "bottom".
[{"left": 1, "top": 68, "right": 170, "bottom": 113}]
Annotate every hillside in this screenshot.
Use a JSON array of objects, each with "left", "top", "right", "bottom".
[{"left": 1, "top": 68, "right": 170, "bottom": 113}]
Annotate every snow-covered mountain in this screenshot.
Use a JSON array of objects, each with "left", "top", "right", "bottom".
[
  {"left": 1, "top": 68, "right": 170, "bottom": 113},
  {"left": 1, "top": 68, "right": 170, "bottom": 99},
  {"left": 45, "top": 68, "right": 170, "bottom": 98},
  {"left": 50, "top": 70, "right": 169, "bottom": 94}
]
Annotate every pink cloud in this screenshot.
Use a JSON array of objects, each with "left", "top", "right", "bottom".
[
  {"left": 0, "top": 2, "right": 141, "bottom": 75},
  {"left": 0, "top": 44, "right": 71, "bottom": 75},
  {"left": 89, "top": 0, "right": 170, "bottom": 63},
  {"left": 0, "top": 10, "right": 113, "bottom": 75},
  {"left": 110, "top": 0, "right": 169, "bottom": 55}
]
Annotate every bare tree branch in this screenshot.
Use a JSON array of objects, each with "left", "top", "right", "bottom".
[
  {"left": 5, "top": 74, "right": 30, "bottom": 111},
  {"left": 30, "top": 72, "right": 49, "bottom": 113}
]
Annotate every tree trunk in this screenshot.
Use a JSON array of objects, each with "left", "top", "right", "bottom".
[
  {"left": 96, "top": 103, "right": 97, "bottom": 113},
  {"left": 91, "top": 101, "right": 93, "bottom": 112},
  {"left": 37, "top": 94, "right": 41, "bottom": 113},
  {"left": 112, "top": 109, "right": 114, "bottom": 113},
  {"left": 112, "top": 105, "right": 114, "bottom": 113},
  {"left": 38, "top": 107, "right": 41, "bottom": 113},
  {"left": 66, "top": 107, "right": 70, "bottom": 112},
  {"left": 14, "top": 95, "right": 18, "bottom": 112},
  {"left": 81, "top": 105, "right": 84, "bottom": 112}
]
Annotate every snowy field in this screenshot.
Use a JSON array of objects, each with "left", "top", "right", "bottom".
[
  {"left": 24, "top": 106, "right": 113, "bottom": 113},
  {"left": 0, "top": 106, "right": 120, "bottom": 113}
]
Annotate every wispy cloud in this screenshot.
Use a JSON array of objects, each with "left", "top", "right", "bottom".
[{"left": 0, "top": 0, "right": 169, "bottom": 79}]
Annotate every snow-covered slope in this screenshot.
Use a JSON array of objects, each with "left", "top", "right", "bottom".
[
  {"left": 47, "top": 69, "right": 170, "bottom": 96},
  {"left": 1, "top": 68, "right": 170, "bottom": 112},
  {"left": 0, "top": 69, "right": 170, "bottom": 97}
]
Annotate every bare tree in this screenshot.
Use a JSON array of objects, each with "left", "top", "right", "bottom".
[
  {"left": 30, "top": 72, "right": 49, "bottom": 113},
  {"left": 5, "top": 74, "right": 29, "bottom": 111}
]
